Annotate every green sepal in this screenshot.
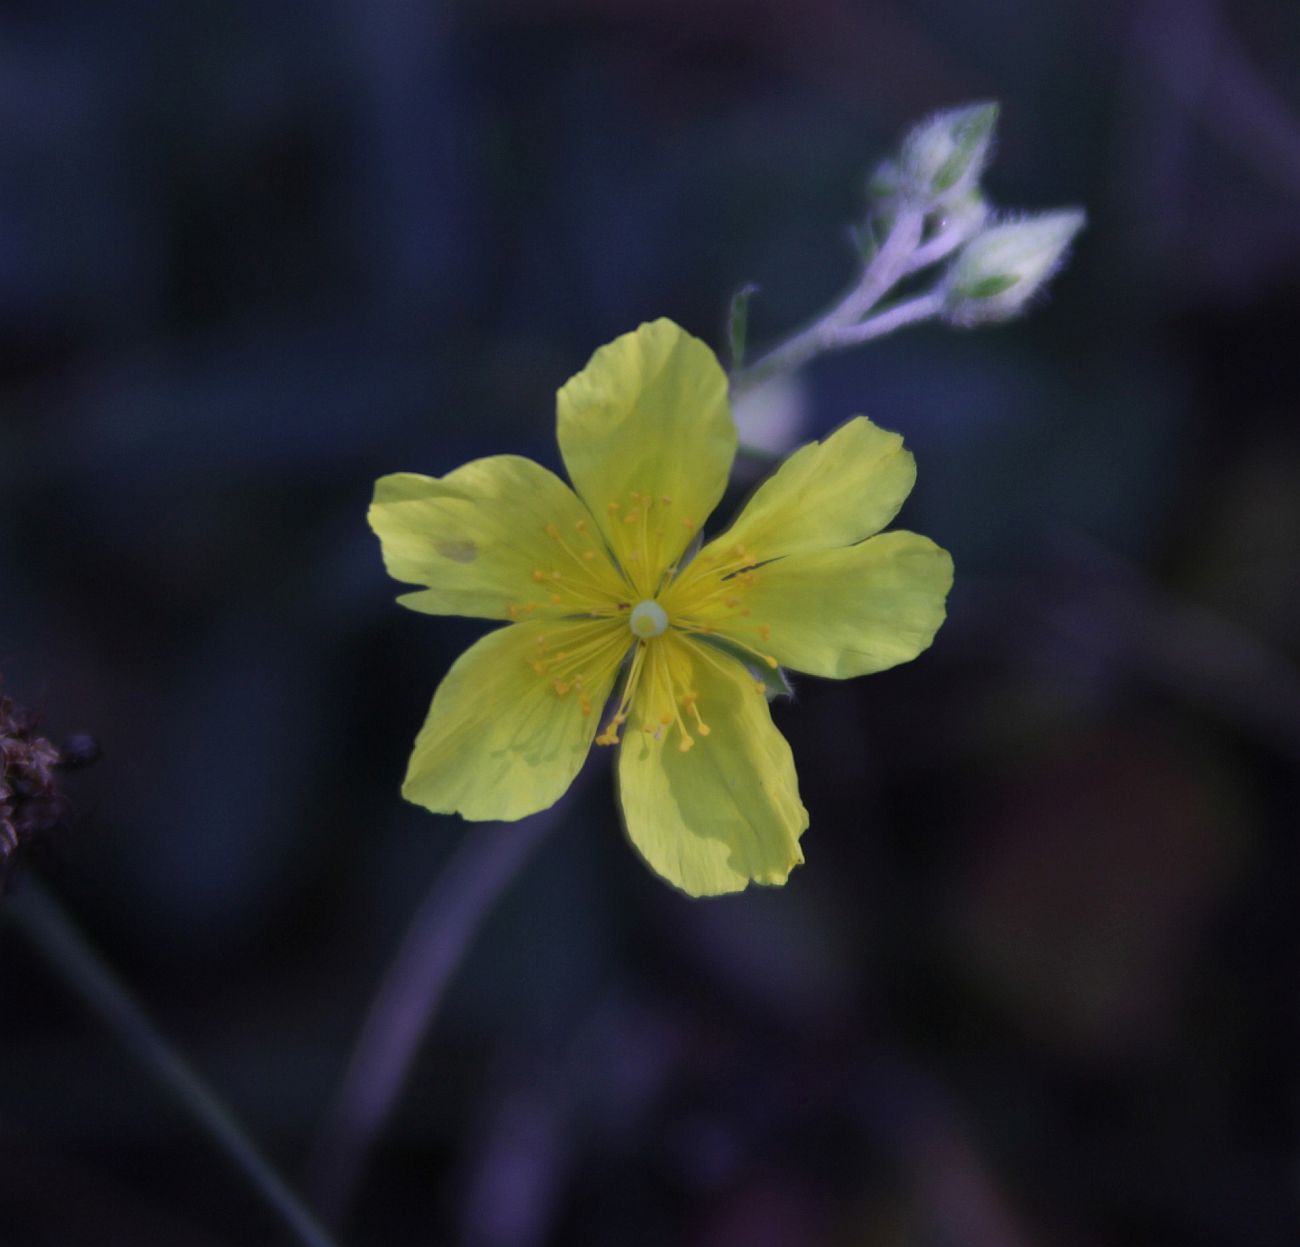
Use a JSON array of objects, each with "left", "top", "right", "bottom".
[
  {"left": 961, "top": 273, "right": 1019, "bottom": 298},
  {"left": 727, "top": 283, "right": 759, "bottom": 368},
  {"left": 697, "top": 635, "right": 793, "bottom": 701},
  {"left": 931, "top": 103, "right": 999, "bottom": 193}
]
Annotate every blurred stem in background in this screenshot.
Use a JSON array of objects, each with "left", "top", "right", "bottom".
[
  {"left": 5, "top": 879, "right": 343, "bottom": 1247},
  {"left": 305, "top": 789, "right": 577, "bottom": 1228}
]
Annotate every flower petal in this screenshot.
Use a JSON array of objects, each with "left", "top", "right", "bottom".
[
  {"left": 369, "top": 456, "right": 624, "bottom": 620},
  {"left": 708, "top": 416, "right": 915, "bottom": 564},
  {"left": 714, "top": 531, "right": 953, "bottom": 679},
  {"left": 403, "top": 619, "right": 625, "bottom": 821},
  {"left": 616, "top": 636, "right": 807, "bottom": 896},
  {"left": 557, "top": 320, "right": 736, "bottom": 595}
]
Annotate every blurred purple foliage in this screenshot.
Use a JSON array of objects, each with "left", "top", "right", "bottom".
[{"left": 2, "top": 1, "right": 1299, "bottom": 1244}]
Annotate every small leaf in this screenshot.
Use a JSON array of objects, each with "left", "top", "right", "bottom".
[{"left": 727, "top": 283, "right": 759, "bottom": 368}]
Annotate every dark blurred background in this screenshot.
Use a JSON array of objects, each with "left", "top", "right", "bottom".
[{"left": 2, "top": 1, "right": 1299, "bottom": 1244}]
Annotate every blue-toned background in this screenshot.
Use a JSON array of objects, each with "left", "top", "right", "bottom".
[{"left": 3, "top": 2, "right": 1299, "bottom": 1244}]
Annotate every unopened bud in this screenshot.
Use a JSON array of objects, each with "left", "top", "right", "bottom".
[
  {"left": 865, "top": 158, "right": 901, "bottom": 205},
  {"left": 943, "top": 209, "right": 1086, "bottom": 326},
  {"left": 899, "top": 102, "right": 999, "bottom": 207},
  {"left": 936, "top": 189, "right": 991, "bottom": 246}
]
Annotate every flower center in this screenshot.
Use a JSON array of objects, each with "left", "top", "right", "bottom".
[{"left": 628, "top": 599, "right": 668, "bottom": 638}]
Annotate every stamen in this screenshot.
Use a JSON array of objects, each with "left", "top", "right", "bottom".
[
  {"left": 641, "top": 637, "right": 695, "bottom": 752},
  {"left": 683, "top": 691, "right": 711, "bottom": 737},
  {"left": 540, "top": 518, "right": 630, "bottom": 610},
  {"left": 595, "top": 641, "right": 649, "bottom": 746}
]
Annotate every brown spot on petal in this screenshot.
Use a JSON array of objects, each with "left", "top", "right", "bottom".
[{"left": 435, "top": 539, "right": 478, "bottom": 563}]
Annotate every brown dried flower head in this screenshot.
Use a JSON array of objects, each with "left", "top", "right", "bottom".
[{"left": 0, "top": 689, "right": 92, "bottom": 890}]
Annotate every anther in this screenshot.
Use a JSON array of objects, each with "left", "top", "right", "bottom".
[{"left": 684, "top": 696, "right": 711, "bottom": 737}]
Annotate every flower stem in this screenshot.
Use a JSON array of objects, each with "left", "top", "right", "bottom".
[
  {"left": 730, "top": 207, "right": 925, "bottom": 397},
  {"left": 832, "top": 290, "right": 945, "bottom": 347},
  {"left": 305, "top": 796, "right": 569, "bottom": 1226},
  {"left": 7, "top": 878, "right": 343, "bottom": 1247},
  {"left": 901, "top": 217, "right": 977, "bottom": 276}
]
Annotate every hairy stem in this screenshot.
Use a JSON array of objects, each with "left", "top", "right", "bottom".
[
  {"left": 730, "top": 208, "right": 925, "bottom": 397},
  {"left": 832, "top": 290, "right": 945, "bottom": 347}
]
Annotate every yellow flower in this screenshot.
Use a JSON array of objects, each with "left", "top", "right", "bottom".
[{"left": 369, "top": 319, "right": 953, "bottom": 896}]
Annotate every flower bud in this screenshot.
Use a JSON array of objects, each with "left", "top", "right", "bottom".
[
  {"left": 865, "top": 158, "right": 901, "bottom": 205},
  {"left": 899, "top": 102, "right": 999, "bottom": 207},
  {"left": 935, "top": 189, "right": 991, "bottom": 246},
  {"left": 943, "top": 209, "right": 1086, "bottom": 326}
]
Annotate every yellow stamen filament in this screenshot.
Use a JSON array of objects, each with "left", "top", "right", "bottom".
[
  {"left": 533, "top": 519, "right": 634, "bottom": 615},
  {"left": 596, "top": 639, "right": 650, "bottom": 745},
  {"left": 527, "top": 622, "right": 627, "bottom": 718},
  {"left": 682, "top": 690, "right": 710, "bottom": 737},
  {"left": 642, "top": 640, "right": 695, "bottom": 751}
]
